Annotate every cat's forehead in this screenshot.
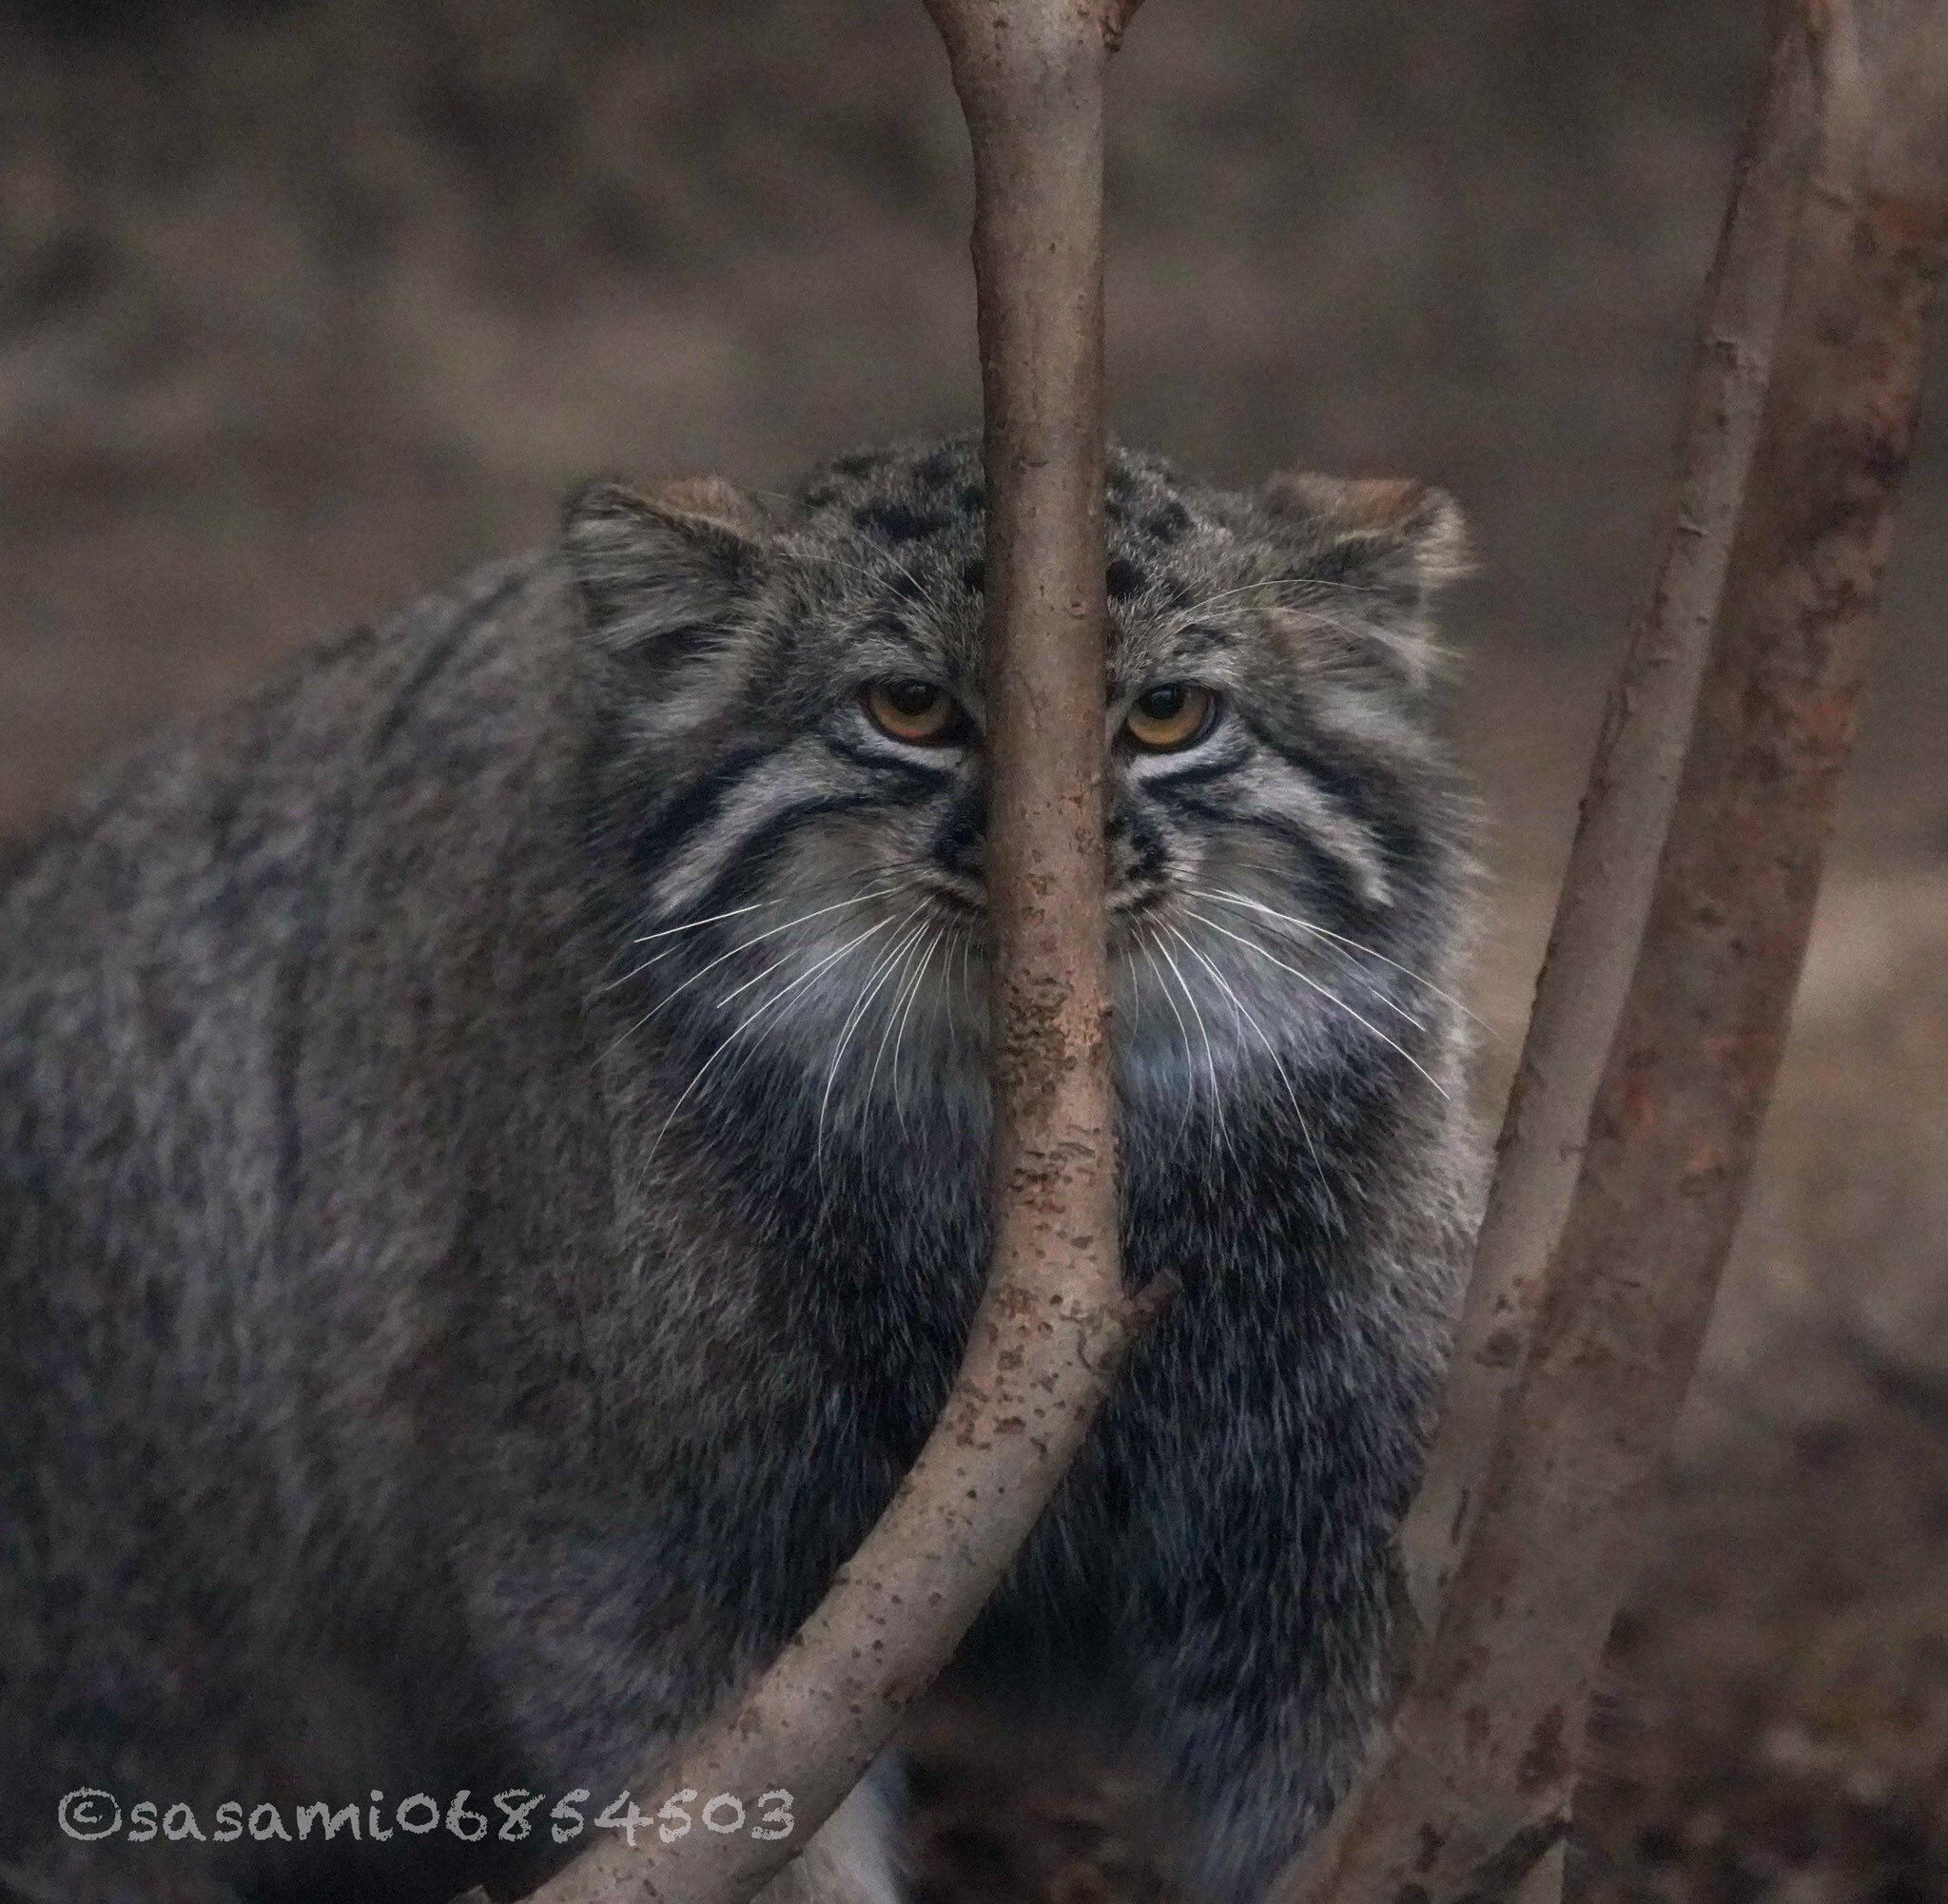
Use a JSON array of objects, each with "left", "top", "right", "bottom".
[{"left": 787, "top": 437, "right": 1249, "bottom": 681}]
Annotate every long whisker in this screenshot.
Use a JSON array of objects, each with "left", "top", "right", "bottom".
[
  {"left": 889, "top": 924, "right": 946, "bottom": 1137},
  {"left": 631, "top": 898, "right": 767, "bottom": 948},
  {"left": 592, "top": 864, "right": 926, "bottom": 1004},
  {"left": 1150, "top": 923, "right": 1231, "bottom": 1170},
  {"left": 816, "top": 908, "right": 930, "bottom": 1170},
  {"left": 614, "top": 884, "right": 915, "bottom": 1035},
  {"left": 647, "top": 915, "right": 896, "bottom": 1164},
  {"left": 1135, "top": 926, "right": 1198, "bottom": 1139},
  {"left": 1121, "top": 926, "right": 1146, "bottom": 1045},
  {"left": 1198, "top": 905, "right": 1429, "bottom": 1035},
  {"left": 1162, "top": 920, "right": 1326, "bottom": 1191},
  {"left": 865, "top": 923, "right": 933, "bottom": 1113},
  {"left": 626, "top": 859, "right": 925, "bottom": 952},
  {"left": 1186, "top": 909, "right": 1451, "bottom": 1100},
  {"left": 598, "top": 937, "right": 794, "bottom": 1073},
  {"left": 1196, "top": 886, "right": 1498, "bottom": 1042}
]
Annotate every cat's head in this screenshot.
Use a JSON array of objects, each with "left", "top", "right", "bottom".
[{"left": 564, "top": 437, "right": 1474, "bottom": 1140}]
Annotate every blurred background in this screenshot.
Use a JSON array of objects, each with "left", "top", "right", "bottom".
[{"left": 2, "top": 0, "right": 1944, "bottom": 1896}]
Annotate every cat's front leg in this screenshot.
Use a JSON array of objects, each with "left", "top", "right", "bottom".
[{"left": 1118, "top": 1517, "right": 1402, "bottom": 1904}]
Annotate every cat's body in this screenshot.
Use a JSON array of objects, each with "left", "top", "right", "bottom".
[{"left": 0, "top": 438, "right": 1480, "bottom": 1904}]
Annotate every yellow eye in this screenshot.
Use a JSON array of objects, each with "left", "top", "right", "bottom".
[
  {"left": 865, "top": 678, "right": 960, "bottom": 745},
  {"left": 1125, "top": 683, "right": 1215, "bottom": 750}
]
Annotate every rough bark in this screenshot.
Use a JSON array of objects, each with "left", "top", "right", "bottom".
[
  {"left": 1277, "top": 3, "right": 1948, "bottom": 1899},
  {"left": 1399, "top": 0, "right": 1821, "bottom": 1628},
  {"left": 517, "top": 5, "right": 1146, "bottom": 1902}
]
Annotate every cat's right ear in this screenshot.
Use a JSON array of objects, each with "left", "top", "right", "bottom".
[{"left": 561, "top": 477, "right": 768, "bottom": 655}]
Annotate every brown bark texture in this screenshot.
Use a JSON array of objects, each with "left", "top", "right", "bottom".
[
  {"left": 1398, "top": 0, "right": 1820, "bottom": 1630},
  {"left": 1278, "top": 2, "right": 1948, "bottom": 1900},
  {"left": 517, "top": 4, "right": 1146, "bottom": 1902}
]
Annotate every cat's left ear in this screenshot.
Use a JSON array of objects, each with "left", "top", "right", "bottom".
[
  {"left": 1260, "top": 473, "right": 1471, "bottom": 612},
  {"left": 561, "top": 476, "right": 769, "bottom": 655}
]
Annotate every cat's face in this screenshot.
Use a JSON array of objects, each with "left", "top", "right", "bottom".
[{"left": 568, "top": 437, "right": 1473, "bottom": 1137}]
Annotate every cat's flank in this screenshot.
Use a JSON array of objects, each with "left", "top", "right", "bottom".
[{"left": 0, "top": 437, "right": 1480, "bottom": 1904}]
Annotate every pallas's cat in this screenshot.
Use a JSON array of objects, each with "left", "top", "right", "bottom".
[{"left": 0, "top": 437, "right": 1480, "bottom": 1904}]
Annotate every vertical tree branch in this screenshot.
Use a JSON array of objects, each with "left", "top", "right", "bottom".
[
  {"left": 1400, "top": 2, "right": 1821, "bottom": 1625},
  {"left": 1279, "top": 3, "right": 1948, "bottom": 1899},
  {"left": 518, "top": 6, "right": 1145, "bottom": 1902}
]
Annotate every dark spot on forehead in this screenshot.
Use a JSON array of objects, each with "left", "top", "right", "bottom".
[
  {"left": 958, "top": 484, "right": 984, "bottom": 513},
  {"left": 1143, "top": 499, "right": 1193, "bottom": 544},
  {"left": 832, "top": 450, "right": 885, "bottom": 478},
  {"left": 960, "top": 557, "right": 984, "bottom": 593},
  {"left": 913, "top": 448, "right": 957, "bottom": 488},
  {"left": 855, "top": 500, "right": 950, "bottom": 543},
  {"left": 1306, "top": 538, "right": 1372, "bottom": 587},
  {"left": 1105, "top": 557, "right": 1146, "bottom": 601},
  {"left": 1105, "top": 498, "right": 1128, "bottom": 527},
  {"left": 886, "top": 567, "right": 925, "bottom": 604},
  {"left": 1159, "top": 574, "right": 1194, "bottom": 612}
]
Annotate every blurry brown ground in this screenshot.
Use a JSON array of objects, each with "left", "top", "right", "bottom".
[{"left": 2, "top": 1, "right": 1944, "bottom": 1898}]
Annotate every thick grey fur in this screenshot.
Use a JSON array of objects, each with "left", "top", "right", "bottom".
[{"left": 0, "top": 437, "right": 1482, "bottom": 1904}]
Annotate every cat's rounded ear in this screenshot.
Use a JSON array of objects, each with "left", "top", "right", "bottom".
[
  {"left": 1260, "top": 473, "right": 1471, "bottom": 609},
  {"left": 561, "top": 476, "right": 769, "bottom": 653}
]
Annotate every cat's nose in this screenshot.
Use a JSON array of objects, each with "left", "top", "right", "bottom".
[
  {"left": 1105, "top": 810, "right": 1164, "bottom": 899},
  {"left": 936, "top": 800, "right": 984, "bottom": 884}
]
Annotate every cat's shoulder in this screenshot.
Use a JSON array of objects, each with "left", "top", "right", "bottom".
[{"left": 0, "top": 550, "right": 562, "bottom": 949}]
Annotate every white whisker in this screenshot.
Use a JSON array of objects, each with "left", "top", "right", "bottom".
[
  {"left": 1135, "top": 926, "right": 1198, "bottom": 1136},
  {"left": 816, "top": 907, "right": 930, "bottom": 1170},
  {"left": 1162, "top": 920, "right": 1325, "bottom": 1190},
  {"left": 865, "top": 924, "right": 932, "bottom": 1113},
  {"left": 1185, "top": 909, "right": 1451, "bottom": 1100},
  {"left": 1151, "top": 923, "right": 1232, "bottom": 1169},
  {"left": 628, "top": 884, "right": 915, "bottom": 1030},
  {"left": 647, "top": 914, "right": 897, "bottom": 1164},
  {"left": 630, "top": 899, "right": 766, "bottom": 948},
  {"left": 1197, "top": 886, "right": 1496, "bottom": 1041},
  {"left": 889, "top": 925, "right": 945, "bottom": 1137},
  {"left": 602, "top": 874, "right": 916, "bottom": 999}
]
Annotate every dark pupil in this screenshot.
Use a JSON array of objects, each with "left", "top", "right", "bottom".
[
  {"left": 1138, "top": 686, "right": 1187, "bottom": 719},
  {"left": 886, "top": 681, "right": 938, "bottom": 716}
]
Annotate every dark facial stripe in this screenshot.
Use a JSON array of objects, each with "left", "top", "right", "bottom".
[
  {"left": 1174, "top": 789, "right": 1393, "bottom": 932},
  {"left": 639, "top": 743, "right": 782, "bottom": 872},
  {"left": 1247, "top": 705, "right": 1404, "bottom": 820},
  {"left": 1283, "top": 749, "right": 1427, "bottom": 888},
  {"left": 669, "top": 790, "right": 890, "bottom": 925},
  {"left": 823, "top": 731, "right": 962, "bottom": 787}
]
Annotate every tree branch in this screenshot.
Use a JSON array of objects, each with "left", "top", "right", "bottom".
[
  {"left": 1399, "top": 0, "right": 1821, "bottom": 1628},
  {"left": 516, "top": 5, "right": 1148, "bottom": 1902},
  {"left": 1278, "top": 3, "right": 1948, "bottom": 1898}
]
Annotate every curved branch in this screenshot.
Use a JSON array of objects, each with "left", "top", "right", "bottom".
[{"left": 515, "top": 6, "right": 1149, "bottom": 1903}]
